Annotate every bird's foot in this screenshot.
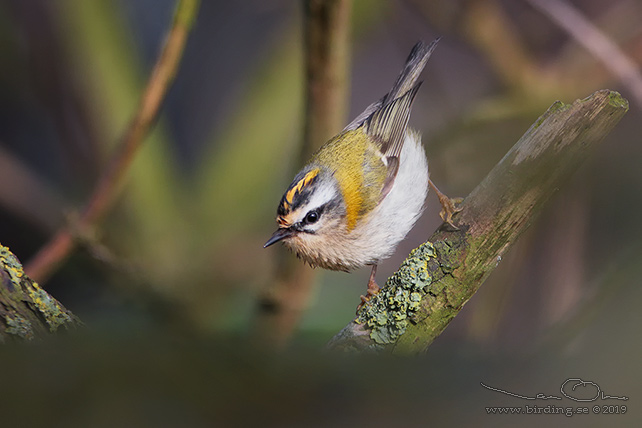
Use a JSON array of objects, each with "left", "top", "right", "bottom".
[
  {"left": 356, "top": 266, "right": 381, "bottom": 313},
  {"left": 429, "top": 179, "right": 463, "bottom": 229}
]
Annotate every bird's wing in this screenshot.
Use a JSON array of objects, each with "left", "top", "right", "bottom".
[
  {"left": 343, "top": 38, "right": 439, "bottom": 133},
  {"left": 365, "top": 82, "right": 421, "bottom": 161},
  {"left": 363, "top": 84, "right": 421, "bottom": 201},
  {"left": 347, "top": 39, "right": 440, "bottom": 201}
]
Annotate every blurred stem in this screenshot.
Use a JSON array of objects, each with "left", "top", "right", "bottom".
[
  {"left": 253, "top": 0, "right": 351, "bottom": 349},
  {"left": 462, "top": 0, "right": 539, "bottom": 93},
  {"left": 25, "top": 0, "right": 200, "bottom": 284},
  {"left": 301, "top": 0, "right": 351, "bottom": 160},
  {"left": 0, "top": 146, "right": 64, "bottom": 233},
  {"left": 527, "top": 0, "right": 642, "bottom": 110}
]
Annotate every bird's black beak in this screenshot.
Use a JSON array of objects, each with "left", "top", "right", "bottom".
[{"left": 264, "top": 228, "right": 295, "bottom": 248}]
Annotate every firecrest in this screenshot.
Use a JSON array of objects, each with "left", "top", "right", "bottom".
[{"left": 265, "top": 39, "right": 459, "bottom": 302}]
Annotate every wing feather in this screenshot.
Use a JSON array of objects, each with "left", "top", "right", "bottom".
[{"left": 344, "top": 39, "right": 440, "bottom": 202}]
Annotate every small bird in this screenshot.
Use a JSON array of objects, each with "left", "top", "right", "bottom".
[{"left": 264, "top": 39, "right": 459, "bottom": 305}]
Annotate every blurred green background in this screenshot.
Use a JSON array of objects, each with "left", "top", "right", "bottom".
[{"left": 0, "top": 0, "right": 641, "bottom": 426}]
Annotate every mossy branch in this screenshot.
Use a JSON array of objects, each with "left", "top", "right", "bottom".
[
  {"left": 0, "top": 244, "right": 81, "bottom": 342},
  {"left": 328, "top": 89, "right": 629, "bottom": 354}
]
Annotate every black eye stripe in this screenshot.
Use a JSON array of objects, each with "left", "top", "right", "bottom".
[{"left": 298, "top": 204, "right": 329, "bottom": 230}]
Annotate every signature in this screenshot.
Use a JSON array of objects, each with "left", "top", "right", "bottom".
[{"left": 481, "top": 378, "right": 629, "bottom": 402}]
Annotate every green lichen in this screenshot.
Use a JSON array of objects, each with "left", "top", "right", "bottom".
[
  {"left": 550, "top": 100, "right": 570, "bottom": 112},
  {"left": 26, "top": 283, "right": 73, "bottom": 332},
  {"left": 356, "top": 241, "right": 437, "bottom": 344},
  {"left": 2, "top": 244, "right": 74, "bottom": 333},
  {"left": 5, "top": 314, "right": 34, "bottom": 340},
  {"left": 1, "top": 245, "right": 25, "bottom": 285},
  {"left": 607, "top": 91, "right": 629, "bottom": 110},
  {"left": 432, "top": 239, "right": 461, "bottom": 274}
]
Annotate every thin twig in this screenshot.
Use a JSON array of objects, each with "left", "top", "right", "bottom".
[
  {"left": 527, "top": 0, "right": 642, "bottom": 110},
  {"left": 26, "top": 0, "right": 200, "bottom": 283},
  {"left": 0, "top": 145, "right": 64, "bottom": 232}
]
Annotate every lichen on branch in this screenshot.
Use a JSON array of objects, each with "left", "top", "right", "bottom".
[{"left": 0, "top": 245, "right": 81, "bottom": 342}]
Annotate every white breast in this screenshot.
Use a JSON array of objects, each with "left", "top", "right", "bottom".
[{"left": 351, "top": 129, "right": 429, "bottom": 264}]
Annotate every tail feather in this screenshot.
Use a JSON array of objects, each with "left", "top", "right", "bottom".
[
  {"left": 382, "top": 38, "right": 440, "bottom": 106},
  {"left": 343, "top": 38, "right": 440, "bottom": 134}
]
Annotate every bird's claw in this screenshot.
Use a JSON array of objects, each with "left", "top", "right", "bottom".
[
  {"left": 429, "top": 179, "right": 463, "bottom": 230},
  {"left": 356, "top": 272, "right": 381, "bottom": 313}
]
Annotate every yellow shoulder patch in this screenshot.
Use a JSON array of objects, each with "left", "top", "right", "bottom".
[{"left": 316, "top": 129, "right": 385, "bottom": 232}]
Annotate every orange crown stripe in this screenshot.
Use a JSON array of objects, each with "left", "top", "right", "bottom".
[
  {"left": 303, "top": 168, "right": 319, "bottom": 186},
  {"left": 285, "top": 168, "right": 320, "bottom": 205}
]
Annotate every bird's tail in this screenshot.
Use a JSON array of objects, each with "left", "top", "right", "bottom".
[
  {"left": 343, "top": 38, "right": 440, "bottom": 133},
  {"left": 382, "top": 38, "right": 440, "bottom": 106}
]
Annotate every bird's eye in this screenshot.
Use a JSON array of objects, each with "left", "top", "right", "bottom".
[{"left": 304, "top": 210, "right": 319, "bottom": 224}]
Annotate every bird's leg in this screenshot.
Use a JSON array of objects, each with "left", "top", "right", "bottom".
[
  {"left": 365, "top": 264, "right": 380, "bottom": 296},
  {"left": 429, "top": 178, "right": 463, "bottom": 230},
  {"left": 356, "top": 265, "right": 380, "bottom": 312}
]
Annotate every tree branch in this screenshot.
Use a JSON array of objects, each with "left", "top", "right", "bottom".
[
  {"left": 1, "top": 244, "right": 81, "bottom": 342},
  {"left": 328, "top": 89, "right": 629, "bottom": 354},
  {"left": 25, "top": 0, "right": 200, "bottom": 284}
]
